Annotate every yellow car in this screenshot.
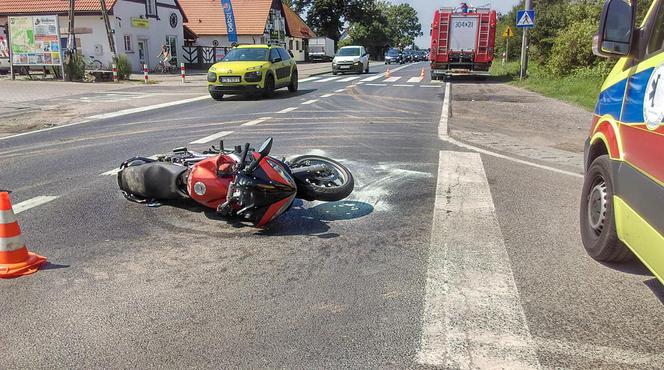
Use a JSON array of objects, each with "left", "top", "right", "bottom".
[{"left": 207, "top": 45, "right": 298, "bottom": 101}]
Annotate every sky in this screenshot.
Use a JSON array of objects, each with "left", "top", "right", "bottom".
[{"left": 385, "top": 1, "right": 521, "bottom": 48}]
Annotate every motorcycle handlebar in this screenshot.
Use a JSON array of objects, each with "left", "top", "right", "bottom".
[{"left": 238, "top": 143, "right": 250, "bottom": 170}]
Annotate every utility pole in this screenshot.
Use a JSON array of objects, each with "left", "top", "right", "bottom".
[
  {"left": 519, "top": 0, "right": 532, "bottom": 80},
  {"left": 100, "top": 0, "right": 117, "bottom": 62},
  {"left": 67, "top": 0, "right": 75, "bottom": 81}
]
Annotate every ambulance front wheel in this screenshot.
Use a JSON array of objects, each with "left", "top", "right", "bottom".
[{"left": 580, "top": 155, "right": 633, "bottom": 262}]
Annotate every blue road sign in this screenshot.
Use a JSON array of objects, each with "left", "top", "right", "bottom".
[
  {"left": 516, "top": 10, "right": 535, "bottom": 29},
  {"left": 220, "top": 0, "right": 238, "bottom": 43}
]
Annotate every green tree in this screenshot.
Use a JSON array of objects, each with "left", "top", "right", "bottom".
[{"left": 384, "top": 3, "right": 423, "bottom": 47}]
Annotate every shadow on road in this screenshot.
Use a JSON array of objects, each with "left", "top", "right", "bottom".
[
  {"left": 600, "top": 260, "right": 653, "bottom": 277},
  {"left": 151, "top": 198, "right": 373, "bottom": 237},
  {"left": 644, "top": 279, "right": 664, "bottom": 305},
  {"left": 40, "top": 262, "right": 70, "bottom": 271},
  {"left": 220, "top": 89, "right": 317, "bottom": 102}
]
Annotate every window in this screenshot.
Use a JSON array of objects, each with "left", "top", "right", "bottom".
[
  {"left": 270, "top": 48, "right": 280, "bottom": 62},
  {"left": 296, "top": 40, "right": 300, "bottom": 51},
  {"left": 289, "top": 39, "right": 293, "bottom": 50},
  {"left": 648, "top": 3, "right": 664, "bottom": 55},
  {"left": 146, "top": 0, "right": 157, "bottom": 17},
  {"left": 278, "top": 48, "right": 291, "bottom": 61},
  {"left": 166, "top": 35, "right": 177, "bottom": 57},
  {"left": 123, "top": 35, "right": 133, "bottom": 52}
]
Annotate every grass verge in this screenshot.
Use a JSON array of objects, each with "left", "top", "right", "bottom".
[{"left": 490, "top": 62, "right": 604, "bottom": 111}]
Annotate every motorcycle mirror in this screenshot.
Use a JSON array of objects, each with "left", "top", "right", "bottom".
[{"left": 258, "top": 137, "right": 273, "bottom": 157}]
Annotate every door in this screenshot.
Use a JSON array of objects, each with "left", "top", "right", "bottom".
[
  {"left": 269, "top": 48, "right": 287, "bottom": 85},
  {"left": 166, "top": 35, "right": 178, "bottom": 65},
  {"left": 277, "top": 48, "right": 294, "bottom": 81},
  {"left": 137, "top": 39, "right": 149, "bottom": 68}
]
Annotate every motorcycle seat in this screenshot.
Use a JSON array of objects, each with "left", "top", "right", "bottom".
[{"left": 118, "top": 162, "right": 188, "bottom": 200}]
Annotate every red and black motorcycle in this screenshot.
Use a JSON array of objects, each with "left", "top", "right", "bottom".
[{"left": 117, "top": 137, "right": 354, "bottom": 227}]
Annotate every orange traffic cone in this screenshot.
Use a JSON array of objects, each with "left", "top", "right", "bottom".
[
  {"left": 420, "top": 67, "right": 426, "bottom": 78},
  {"left": 385, "top": 67, "right": 391, "bottom": 78},
  {"left": 0, "top": 192, "right": 47, "bottom": 278}
]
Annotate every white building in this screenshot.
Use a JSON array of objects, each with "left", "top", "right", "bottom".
[{"left": 0, "top": 0, "right": 188, "bottom": 72}]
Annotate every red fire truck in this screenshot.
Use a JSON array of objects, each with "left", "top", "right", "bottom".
[{"left": 430, "top": 4, "right": 497, "bottom": 79}]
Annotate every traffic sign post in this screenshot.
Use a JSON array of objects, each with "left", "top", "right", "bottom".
[
  {"left": 502, "top": 27, "right": 514, "bottom": 63},
  {"left": 517, "top": 4, "right": 535, "bottom": 79}
]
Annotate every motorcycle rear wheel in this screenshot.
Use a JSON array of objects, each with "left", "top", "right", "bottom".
[{"left": 289, "top": 155, "right": 354, "bottom": 202}]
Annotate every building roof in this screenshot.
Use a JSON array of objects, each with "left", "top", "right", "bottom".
[
  {"left": 179, "top": 0, "right": 273, "bottom": 37},
  {"left": 282, "top": 3, "right": 315, "bottom": 39},
  {"left": 0, "top": 0, "right": 117, "bottom": 15}
]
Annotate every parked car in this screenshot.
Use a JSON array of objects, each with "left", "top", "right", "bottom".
[
  {"left": 384, "top": 48, "right": 403, "bottom": 64},
  {"left": 580, "top": 0, "right": 664, "bottom": 285},
  {"left": 308, "top": 37, "right": 335, "bottom": 62},
  {"left": 207, "top": 45, "right": 298, "bottom": 101},
  {"left": 332, "top": 46, "right": 369, "bottom": 75}
]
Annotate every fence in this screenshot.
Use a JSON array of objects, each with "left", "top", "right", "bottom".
[{"left": 181, "top": 46, "right": 231, "bottom": 69}]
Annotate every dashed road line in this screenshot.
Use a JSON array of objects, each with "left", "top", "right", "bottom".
[
  {"left": 365, "top": 83, "right": 387, "bottom": 87},
  {"left": 416, "top": 150, "right": 541, "bottom": 369},
  {"left": 241, "top": 117, "right": 271, "bottom": 127},
  {"left": 301, "top": 99, "right": 319, "bottom": 105},
  {"left": 335, "top": 89, "right": 346, "bottom": 93},
  {"left": 361, "top": 74, "right": 386, "bottom": 82},
  {"left": 191, "top": 130, "right": 234, "bottom": 143},
  {"left": 384, "top": 76, "right": 401, "bottom": 83},
  {"left": 421, "top": 85, "right": 441, "bottom": 88},
  {"left": 13, "top": 196, "right": 60, "bottom": 214},
  {"left": 394, "top": 84, "right": 413, "bottom": 87},
  {"left": 321, "top": 93, "right": 335, "bottom": 98},
  {"left": 277, "top": 107, "right": 298, "bottom": 114},
  {"left": 339, "top": 76, "right": 361, "bottom": 82},
  {"left": 298, "top": 77, "right": 321, "bottom": 83},
  {"left": 316, "top": 76, "right": 342, "bottom": 83},
  {"left": 408, "top": 76, "right": 424, "bottom": 83}
]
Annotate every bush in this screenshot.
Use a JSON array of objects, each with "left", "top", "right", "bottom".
[
  {"left": 64, "top": 53, "right": 85, "bottom": 81},
  {"left": 116, "top": 54, "right": 132, "bottom": 80},
  {"left": 546, "top": 18, "right": 597, "bottom": 77}
]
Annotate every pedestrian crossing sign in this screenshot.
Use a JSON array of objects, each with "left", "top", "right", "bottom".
[
  {"left": 502, "top": 26, "right": 514, "bottom": 38},
  {"left": 516, "top": 10, "right": 535, "bottom": 29}
]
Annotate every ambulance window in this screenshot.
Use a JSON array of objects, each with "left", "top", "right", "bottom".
[{"left": 648, "top": 3, "right": 664, "bottom": 55}]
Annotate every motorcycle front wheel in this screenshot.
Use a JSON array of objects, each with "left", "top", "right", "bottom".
[{"left": 289, "top": 155, "right": 354, "bottom": 202}]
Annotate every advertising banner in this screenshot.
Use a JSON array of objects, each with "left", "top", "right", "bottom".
[
  {"left": 0, "top": 34, "right": 8, "bottom": 58},
  {"left": 9, "top": 15, "right": 62, "bottom": 66},
  {"left": 220, "top": 0, "right": 238, "bottom": 43}
]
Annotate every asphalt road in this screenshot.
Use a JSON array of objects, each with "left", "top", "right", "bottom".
[{"left": 1, "top": 61, "right": 663, "bottom": 369}]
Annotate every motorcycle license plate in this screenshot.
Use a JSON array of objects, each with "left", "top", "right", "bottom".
[
  {"left": 221, "top": 77, "right": 241, "bottom": 83},
  {"left": 340, "top": 66, "right": 350, "bottom": 70}
]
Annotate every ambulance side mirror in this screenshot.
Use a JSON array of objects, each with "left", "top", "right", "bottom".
[{"left": 593, "top": 0, "right": 636, "bottom": 58}]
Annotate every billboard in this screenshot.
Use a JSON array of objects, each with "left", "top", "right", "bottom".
[{"left": 9, "top": 15, "right": 62, "bottom": 66}]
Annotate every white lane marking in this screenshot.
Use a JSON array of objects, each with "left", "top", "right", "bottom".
[
  {"left": 339, "top": 76, "right": 361, "bottom": 82},
  {"left": 100, "top": 155, "right": 160, "bottom": 176},
  {"left": 384, "top": 76, "right": 401, "bottom": 83},
  {"left": 86, "top": 95, "right": 210, "bottom": 120},
  {"left": 365, "top": 83, "right": 387, "bottom": 87},
  {"left": 408, "top": 76, "right": 424, "bottom": 83},
  {"left": 321, "top": 93, "right": 335, "bottom": 98},
  {"left": 416, "top": 151, "right": 541, "bottom": 369},
  {"left": 335, "top": 89, "right": 346, "bottom": 93},
  {"left": 190, "top": 130, "right": 234, "bottom": 144},
  {"left": 421, "top": 85, "right": 442, "bottom": 88},
  {"left": 298, "top": 76, "right": 321, "bottom": 82},
  {"left": 361, "top": 74, "right": 386, "bottom": 82},
  {"left": 301, "top": 99, "right": 319, "bottom": 105},
  {"left": 13, "top": 196, "right": 59, "bottom": 214},
  {"left": 277, "top": 107, "right": 298, "bottom": 114},
  {"left": 394, "top": 84, "right": 414, "bottom": 87},
  {"left": 316, "top": 76, "right": 342, "bottom": 82},
  {"left": 438, "top": 83, "right": 582, "bottom": 178},
  {"left": 241, "top": 117, "right": 272, "bottom": 127}
]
